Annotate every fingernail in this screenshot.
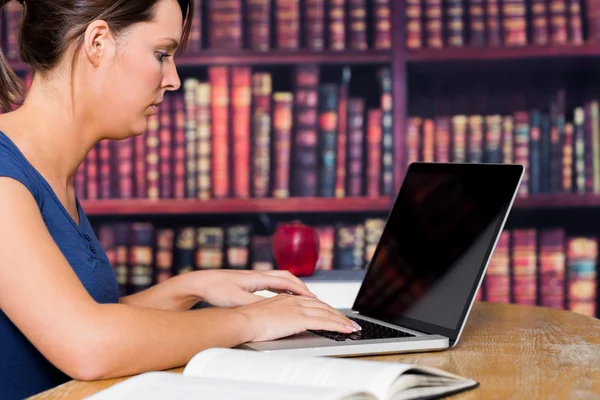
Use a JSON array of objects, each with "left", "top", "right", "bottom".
[
  {"left": 346, "top": 325, "right": 357, "bottom": 332},
  {"left": 351, "top": 321, "right": 362, "bottom": 331}
]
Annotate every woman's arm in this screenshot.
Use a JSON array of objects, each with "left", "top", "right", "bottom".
[
  {"left": 0, "top": 178, "right": 356, "bottom": 381},
  {"left": 118, "top": 274, "right": 200, "bottom": 311},
  {"left": 119, "top": 269, "right": 318, "bottom": 312}
]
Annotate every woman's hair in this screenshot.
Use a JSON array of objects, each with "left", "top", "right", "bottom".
[{"left": 0, "top": 0, "right": 194, "bottom": 110}]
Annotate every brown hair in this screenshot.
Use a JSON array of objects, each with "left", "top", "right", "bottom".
[{"left": 0, "top": 0, "right": 194, "bottom": 110}]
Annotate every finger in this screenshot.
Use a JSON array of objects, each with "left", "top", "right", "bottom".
[
  {"left": 304, "top": 317, "right": 356, "bottom": 334},
  {"left": 293, "top": 296, "right": 352, "bottom": 321},
  {"left": 255, "top": 276, "right": 315, "bottom": 298},
  {"left": 263, "top": 271, "right": 315, "bottom": 296},
  {"left": 298, "top": 304, "right": 357, "bottom": 330}
]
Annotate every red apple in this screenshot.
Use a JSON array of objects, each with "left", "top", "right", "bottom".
[{"left": 272, "top": 221, "right": 320, "bottom": 277}]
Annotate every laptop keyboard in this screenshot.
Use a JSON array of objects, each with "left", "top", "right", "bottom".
[{"left": 309, "top": 317, "right": 416, "bottom": 342}]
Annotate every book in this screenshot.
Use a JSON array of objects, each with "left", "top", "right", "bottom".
[{"left": 87, "top": 347, "right": 479, "bottom": 400}]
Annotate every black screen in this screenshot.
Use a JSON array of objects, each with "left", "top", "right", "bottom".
[{"left": 353, "top": 163, "right": 523, "bottom": 339}]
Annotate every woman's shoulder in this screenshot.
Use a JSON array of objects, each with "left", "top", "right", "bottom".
[{"left": 0, "top": 130, "right": 42, "bottom": 200}]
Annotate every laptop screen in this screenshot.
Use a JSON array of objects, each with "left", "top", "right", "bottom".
[{"left": 352, "top": 162, "right": 523, "bottom": 342}]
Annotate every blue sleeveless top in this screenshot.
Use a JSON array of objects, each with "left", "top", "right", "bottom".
[{"left": 0, "top": 131, "right": 120, "bottom": 400}]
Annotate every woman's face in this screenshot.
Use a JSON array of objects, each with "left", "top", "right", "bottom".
[{"left": 83, "top": 0, "right": 183, "bottom": 140}]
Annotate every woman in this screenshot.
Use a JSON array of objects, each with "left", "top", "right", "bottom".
[{"left": 0, "top": 0, "right": 360, "bottom": 398}]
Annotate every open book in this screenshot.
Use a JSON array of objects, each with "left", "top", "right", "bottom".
[{"left": 87, "top": 348, "right": 479, "bottom": 400}]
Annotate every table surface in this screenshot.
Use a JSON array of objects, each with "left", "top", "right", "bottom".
[{"left": 29, "top": 302, "right": 600, "bottom": 399}]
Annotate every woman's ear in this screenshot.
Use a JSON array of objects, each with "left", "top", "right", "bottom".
[{"left": 82, "top": 20, "right": 114, "bottom": 68}]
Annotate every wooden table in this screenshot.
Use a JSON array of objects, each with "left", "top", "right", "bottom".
[{"left": 30, "top": 302, "right": 600, "bottom": 399}]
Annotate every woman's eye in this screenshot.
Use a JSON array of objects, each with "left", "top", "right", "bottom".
[{"left": 156, "top": 52, "right": 169, "bottom": 62}]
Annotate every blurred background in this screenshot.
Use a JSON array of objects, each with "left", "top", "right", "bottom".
[{"left": 1, "top": 0, "right": 598, "bottom": 318}]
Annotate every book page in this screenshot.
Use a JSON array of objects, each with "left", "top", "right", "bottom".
[
  {"left": 86, "top": 372, "right": 377, "bottom": 400},
  {"left": 183, "top": 348, "right": 417, "bottom": 399}
]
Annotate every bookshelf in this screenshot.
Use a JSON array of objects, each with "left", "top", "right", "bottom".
[
  {"left": 80, "top": 197, "right": 394, "bottom": 216},
  {"left": 78, "top": 193, "right": 600, "bottom": 216},
  {"left": 407, "top": 43, "right": 600, "bottom": 62}
]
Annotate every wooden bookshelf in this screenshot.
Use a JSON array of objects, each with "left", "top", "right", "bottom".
[
  {"left": 407, "top": 44, "right": 600, "bottom": 63},
  {"left": 80, "top": 197, "right": 394, "bottom": 216},
  {"left": 79, "top": 194, "right": 600, "bottom": 216},
  {"left": 515, "top": 194, "right": 600, "bottom": 209},
  {"left": 175, "top": 50, "right": 392, "bottom": 66},
  {"left": 7, "top": 50, "right": 392, "bottom": 72}
]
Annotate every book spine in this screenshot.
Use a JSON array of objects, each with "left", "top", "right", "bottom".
[
  {"left": 335, "top": 68, "right": 350, "bottom": 198},
  {"left": 187, "top": 0, "right": 203, "bottom": 52},
  {"left": 485, "top": 231, "right": 511, "bottom": 303},
  {"left": 348, "top": 0, "right": 368, "bottom": 50},
  {"left": 251, "top": 72, "right": 272, "bottom": 198},
  {"left": 513, "top": 111, "right": 530, "bottom": 197},
  {"left": 208, "top": 0, "right": 242, "bottom": 49},
  {"left": 346, "top": 98, "right": 365, "bottom": 196},
  {"left": 434, "top": 116, "right": 450, "bottom": 162},
  {"left": 272, "top": 92, "right": 294, "bottom": 198},
  {"left": 539, "top": 228, "right": 566, "bottom": 309},
  {"left": 378, "top": 67, "right": 394, "bottom": 196},
  {"left": 146, "top": 113, "right": 160, "bottom": 199},
  {"left": 452, "top": 115, "right": 467, "bottom": 162},
  {"left": 406, "top": 117, "right": 422, "bottom": 164},
  {"left": 568, "top": 0, "right": 584, "bottom": 44},
  {"left": 484, "top": 114, "right": 502, "bottom": 163},
  {"left": 566, "top": 237, "right": 598, "bottom": 317},
  {"left": 424, "top": 0, "right": 444, "bottom": 48},
  {"left": 226, "top": 225, "right": 251, "bottom": 270},
  {"left": 172, "top": 96, "right": 187, "bottom": 199},
  {"left": 468, "top": 115, "right": 484, "bottom": 163},
  {"left": 469, "top": 0, "right": 486, "bottom": 47},
  {"left": 406, "top": 0, "right": 423, "bottom": 49},
  {"left": 98, "top": 140, "right": 113, "bottom": 199},
  {"left": 529, "top": 110, "right": 541, "bottom": 195},
  {"left": 328, "top": 0, "right": 346, "bottom": 50},
  {"left": 585, "top": 0, "right": 600, "bottom": 42},
  {"left": 562, "top": 122, "right": 574, "bottom": 193},
  {"left": 367, "top": 109, "right": 382, "bottom": 197},
  {"left": 159, "top": 96, "right": 173, "bottom": 199},
  {"left": 550, "top": 0, "right": 568, "bottom": 44},
  {"left": 373, "top": 0, "right": 392, "bottom": 49},
  {"left": 573, "top": 107, "right": 585, "bottom": 194},
  {"left": 315, "top": 225, "right": 335, "bottom": 270},
  {"left": 231, "top": 66, "right": 252, "bottom": 198},
  {"left": 174, "top": 227, "right": 196, "bottom": 275},
  {"left": 511, "top": 229, "right": 537, "bottom": 306},
  {"left": 422, "top": 119, "right": 435, "bottom": 161},
  {"left": 305, "top": 0, "right": 325, "bottom": 50},
  {"left": 248, "top": 0, "right": 271, "bottom": 51},
  {"left": 531, "top": 0, "right": 549, "bottom": 45},
  {"left": 184, "top": 79, "right": 198, "bottom": 198},
  {"left": 155, "top": 228, "right": 174, "bottom": 283},
  {"left": 502, "top": 116, "right": 514, "bottom": 164},
  {"left": 196, "top": 82, "right": 212, "bottom": 199},
  {"left": 486, "top": 0, "right": 503, "bottom": 46},
  {"left": 318, "top": 84, "right": 339, "bottom": 197},
  {"left": 210, "top": 66, "right": 231, "bottom": 198},
  {"left": 276, "top": 0, "right": 300, "bottom": 49},
  {"left": 128, "top": 222, "right": 154, "bottom": 294},
  {"left": 292, "top": 65, "right": 319, "bottom": 197},
  {"left": 446, "top": 0, "right": 466, "bottom": 47},
  {"left": 196, "top": 227, "right": 224, "bottom": 270},
  {"left": 501, "top": 0, "right": 527, "bottom": 47}
]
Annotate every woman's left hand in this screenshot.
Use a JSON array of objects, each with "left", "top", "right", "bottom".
[{"left": 190, "top": 269, "right": 317, "bottom": 308}]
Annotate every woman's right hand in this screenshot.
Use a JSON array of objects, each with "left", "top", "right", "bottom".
[{"left": 234, "top": 293, "right": 362, "bottom": 342}]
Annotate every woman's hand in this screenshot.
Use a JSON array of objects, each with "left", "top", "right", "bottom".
[
  {"left": 193, "top": 269, "right": 318, "bottom": 308},
  {"left": 234, "top": 293, "right": 362, "bottom": 342}
]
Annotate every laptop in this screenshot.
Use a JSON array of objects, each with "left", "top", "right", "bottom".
[{"left": 240, "top": 162, "right": 524, "bottom": 357}]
